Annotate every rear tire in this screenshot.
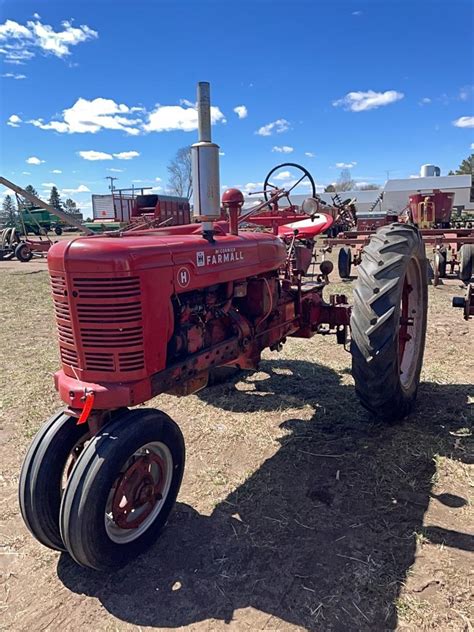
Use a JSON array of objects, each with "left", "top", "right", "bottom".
[
  {"left": 60, "top": 408, "right": 185, "bottom": 571},
  {"left": 459, "top": 244, "right": 473, "bottom": 284},
  {"left": 54, "top": 226, "right": 63, "bottom": 236},
  {"left": 338, "top": 246, "right": 352, "bottom": 279},
  {"left": 350, "top": 223, "right": 428, "bottom": 422},
  {"left": 19, "top": 410, "right": 89, "bottom": 551}
]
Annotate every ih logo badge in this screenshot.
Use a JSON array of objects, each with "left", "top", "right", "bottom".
[
  {"left": 177, "top": 267, "right": 190, "bottom": 288},
  {"left": 196, "top": 251, "right": 205, "bottom": 267}
]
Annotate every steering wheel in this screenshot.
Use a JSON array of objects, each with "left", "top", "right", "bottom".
[{"left": 263, "top": 162, "right": 316, "bottom": 204}]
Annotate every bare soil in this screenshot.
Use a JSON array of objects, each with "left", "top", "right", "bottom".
[{"left": 0, "top": 252, "right": 472, "bottom": 631}]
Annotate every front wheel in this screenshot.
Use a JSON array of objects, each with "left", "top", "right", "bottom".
[
  {"left": 350, "top": 223, "right": 428, "bottom": 422},
  {"left": 19, "top": 409, "right": 89, "bottom": 551},
  {"left": 60, "top": 408, "right": 185, "bottom": 571}
]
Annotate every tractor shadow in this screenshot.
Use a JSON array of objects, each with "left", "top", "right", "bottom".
[{"left": 57, "top": 361, "right": 472, "bottom": 631}]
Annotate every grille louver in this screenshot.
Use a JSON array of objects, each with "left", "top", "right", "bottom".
[{"left": 51, "top": 274, "right": 145, "bottom": 374}]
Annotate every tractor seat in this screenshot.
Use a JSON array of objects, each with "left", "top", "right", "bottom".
[{"left": 278, "top": 213, "right": 334, "bottom": 239}]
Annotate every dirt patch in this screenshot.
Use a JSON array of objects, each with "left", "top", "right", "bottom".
[{"left": 0, "top": 252, "right": 472, "bottom": 631}]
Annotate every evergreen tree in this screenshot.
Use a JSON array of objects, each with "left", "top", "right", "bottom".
[
  {"left": 48, "top": 186, "right": 63, "bottom": 211},
  {"left": 22, "top": 184, "right": 39, "bottom": 209},
  {"left": 25, "top": 184, "right": 39, "bottom": 197},
  {"left": 1, "top": 195, "right": 17, "bottom": 226},
  {"left": 448, "top": 154, "right": 473, "bottom": 176},
  {"left": 64, "top": 198, "right": 77, "bottom": 214}
]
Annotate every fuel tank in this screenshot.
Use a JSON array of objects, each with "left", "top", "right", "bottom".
[{"left": 47, "top": 226, "right": 287, "bottom": 401}]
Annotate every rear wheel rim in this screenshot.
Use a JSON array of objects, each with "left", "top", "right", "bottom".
[
  {"left": 399, "top": 257, "right": 423, "bottom": 390},
  {"left": 104, "top": 441, "right": 173, "bottom": 544}
]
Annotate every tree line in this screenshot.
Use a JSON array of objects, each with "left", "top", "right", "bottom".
[{"left": 0, "top": 185, "right": 78, "bottom": 227}]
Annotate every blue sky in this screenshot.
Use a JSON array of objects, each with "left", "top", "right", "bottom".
[{"left": 1, "top": 0, "right": 473, "bottom": 215}]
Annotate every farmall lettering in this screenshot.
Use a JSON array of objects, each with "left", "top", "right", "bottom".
[{"left": 196, "top": 248, "right": 244, "bottom": 268}]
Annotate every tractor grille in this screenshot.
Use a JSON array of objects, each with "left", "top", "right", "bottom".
[{"left": 51, "top": 273, "right": 145, "bottom": 374}]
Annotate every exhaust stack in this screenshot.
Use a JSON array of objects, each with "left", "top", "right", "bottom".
[{"left": 192, "top": 82, "right": 221, "bottom": 239}]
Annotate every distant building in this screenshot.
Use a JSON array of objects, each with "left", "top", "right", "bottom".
[{"left": 243, "top": 165, "right": 473, "bottom": 216}]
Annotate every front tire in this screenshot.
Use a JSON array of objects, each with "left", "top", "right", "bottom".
[
  {"left": 351, "top": 223, "right": 428, "bottom": 422},
  {"left": 19, "top": 409, "right": 89, "bottom": 551},
  {"left": 60, "top": 408, "right": 185, "bottom": 571}
]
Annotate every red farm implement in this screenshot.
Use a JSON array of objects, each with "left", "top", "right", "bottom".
[
  {"left": 324, "top": 190, "right": 474, "bottom": 285},
  {"left": 19, "top": 83, "right": 430, "bottom": 571}
]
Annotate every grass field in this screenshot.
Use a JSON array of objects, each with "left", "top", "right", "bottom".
[{"left": 0, "top": 255, "right": 472, "bottom": 631}]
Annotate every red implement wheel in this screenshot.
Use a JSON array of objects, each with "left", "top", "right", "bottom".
[
  {"left": 459, "top": 244, "right": 473, "bottom": 284},
  {"left": 15, "top": 242, "right": 33, "bottom": 262},
  {"left": 19, "top": 409, "right": 89, "bottom": 550},
  {"left": 351, "top": 223, "right": 428, "bottom": 422},
  {"left": 338, "top": 246, "right": 352, "bottom": 279},
  {"left": 433, "top": 249, "right": 447, "bottom": 286},
  {"left": 60, "top": 408, "right": 185, "bottom": 570}
]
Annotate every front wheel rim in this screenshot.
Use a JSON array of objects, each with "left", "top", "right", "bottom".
[{"left": 104, "top": 441, "right": 173, "bottom": 544}]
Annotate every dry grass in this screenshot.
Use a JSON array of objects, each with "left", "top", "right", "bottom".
[{"left": 0, "top": 257, "right": 472, "bottom": 631}]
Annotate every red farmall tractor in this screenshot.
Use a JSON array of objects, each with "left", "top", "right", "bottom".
[{"left": 19, "top": 83, "right": 429, "bottom": 571}]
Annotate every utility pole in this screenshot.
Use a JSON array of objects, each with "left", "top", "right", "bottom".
[{"left": 105, "top": 176, "right": 118, "bottom": 192}]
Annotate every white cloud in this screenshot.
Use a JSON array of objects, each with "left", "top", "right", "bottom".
[
  {"left": 219, "top": 151, "right": 225, "bottom": 156},
  {"left": 155, "top": 177, "right": 161, "bottom": 182},
  {"left": 0, "top": 18, "right": 97, "bottom": 64},
  {"left": 233, "top": 105, "right": 248, "bottom": 119},
  {"left": 336, "top": 161, "right": 357, "bottom": 168},
  {"left": 305, "top": 151, "right": 315, "bottom": 158},
  {"left": 113, "top": 150, "right": 139, "bottom": 160},
  {"left": 26, "top": 156, "right": 44, "bottom": 165},
  {"left": 144, "top": 102, "right": 226, "bottom": 132},
  {"left": 274, "top": 170, "right": 293, "bottom": 181},
  {"left": 41, "top": 181, "right": 56, "bottom": 187},
  {"left": 255, "top": 118, "right": 289, "bottom": 136},
  {"left": 471, "top": 142, "right": 474, "bottom": 149},
  {"left": 78, "top": 149, "right": 139, "bottom": 161},
  {"left": 352, "top": 10, "right": 362, "bottom": 15},
  {"left": 453, "top": 116, "right": 474, "bottom": 128},
  {"left": 7, "top": 114, "right": 21, "bottom": 127},
  {"left": 78, "top": 150, "right": 113, "bottom": 161},
  {"left": 272, "top": 145, "right": 294, "bottom": 153},
  {"left": 51, "top": 169, "right": 62, "bottom": 173},
  {"left": 25, "top": 96, "right": 228, "bottom": 136},
  {"left": 419, "top": 97, "right": 431, "bottom": 105},
  {"left": 333, "top": 90, "right": 404, "bottom": 112},
  {"left": 29, "top": 97, "right": 141, "bottom": 135},
  {"left": 2, "top": 72, "right": 26, "bottom": 79},
  {"left": 62, "top": 184, "right": 90, "bottom": 194},
  {"left": 242, "top": 182, "right": 264, "bottom": 192},
  {"left": 107, "top": 168, "right": 123, "bottom": 172}
]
